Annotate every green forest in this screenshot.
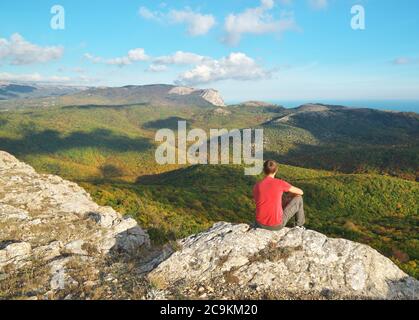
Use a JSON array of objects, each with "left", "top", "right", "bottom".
[{"left": 0, "top": 102, "right": 418, "bottom": 278}]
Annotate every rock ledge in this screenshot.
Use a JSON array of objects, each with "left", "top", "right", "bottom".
[{"left": 148, "top": 222, "right": 418, "bottom": 300}]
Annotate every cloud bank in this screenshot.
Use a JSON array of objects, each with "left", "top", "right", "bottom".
[
  {"left": 0, "top": 33, "right": 63, "bottom": 65},
  {"left": 172, "top": 52, "right": 272, "bottom": 85},
  {"left": 223, "top": 0, "right": 299, "bottom": 45},
  {"left": 84, "top": 48, "right": 149, "bottom": 66},
  {"left": 139, "top": 7, "right": 216, "bottom": 36}
]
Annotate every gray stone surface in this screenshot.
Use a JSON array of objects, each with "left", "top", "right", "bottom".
[{"left": 148, "top": 222, "right": 418, "bottom": 300}]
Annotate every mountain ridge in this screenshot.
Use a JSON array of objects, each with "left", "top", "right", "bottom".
[
  {"left": 0, "top": 83, "right": 226, "bottom": 108},
  {"left": 0, "top": 82, "right": 89, "bottom": 101}
]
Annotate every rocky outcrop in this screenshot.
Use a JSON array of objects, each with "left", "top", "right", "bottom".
[
  {"left": 169, "top": 86, "right": 226, "bottom": 107},
  {"left": 198, "top": 89, "right": 226, "bottom": 107},
  {"left": 167, "top": 86, "right": 196, "bottom": 96},
  {"left": 148, "top": 222, "right": 418, "bottom": 300},
  {"left": 0, "top": 151, "right": 149, "bottom": 298}
]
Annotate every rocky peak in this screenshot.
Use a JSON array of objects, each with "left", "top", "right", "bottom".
[
  {"left": 198, "top": 89, "right": 226, "bottom": 107},
  {"left": 168, "top": 86, "right": 226, "bottom": 107},
  {"left": 167, "top": 86, "right": 196, "bottom": 96},
  {"left": 148, "top": 222, "right": 418, "bottom": 300}
]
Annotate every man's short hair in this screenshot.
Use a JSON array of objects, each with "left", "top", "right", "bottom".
[{"left": 263, "top": 160, "right": 278, "bottom": 175}]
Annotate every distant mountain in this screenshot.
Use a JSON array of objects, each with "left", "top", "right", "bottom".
[
  {"left": 269, "top": 103, "right": 419, "bottom": 137},
  {"left": 262, "top": 103, "right": 419, "bottom": 180},
  {"left": 236, "top": 100, "right": 283, "bottom": 108},
  {"left": 294, "top": 103, "right": 346, "bottom": 112},
  {"left": 0, "top": 82, "right": 89, "bottom": 100},
  {"left": 0, "top": 84, "right": 226, "bottom": 109},
  {"left": 62, "top": 84, "right": 225, "bottom": 107}
]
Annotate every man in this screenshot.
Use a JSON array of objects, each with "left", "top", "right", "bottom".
[{"left": 253, "top": 160, "right": 305, "bottom": 230}]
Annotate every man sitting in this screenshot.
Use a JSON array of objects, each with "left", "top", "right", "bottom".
[{"left": 253, "top": 160, "right": 305, "bottom": 230}]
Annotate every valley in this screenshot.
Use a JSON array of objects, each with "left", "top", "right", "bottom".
[{"left": 0, "top": 84, "right": 417, "bottom": 278}]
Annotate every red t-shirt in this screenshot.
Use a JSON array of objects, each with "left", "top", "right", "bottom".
[{"left": 253, "top": 177, "right": 292, "bottom": 227}]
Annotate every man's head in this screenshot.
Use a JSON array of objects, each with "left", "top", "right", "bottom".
[{"left": 263, "top": 160, "right": 278, "bottom": 176}]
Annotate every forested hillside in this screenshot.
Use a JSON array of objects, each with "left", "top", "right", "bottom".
[{"left": 0, "top": 101, "right": 417, "bottom": 277}]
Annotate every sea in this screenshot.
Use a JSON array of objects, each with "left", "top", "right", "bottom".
[{"left": 228, "top": 100, "right": 419, "bottom": 113}]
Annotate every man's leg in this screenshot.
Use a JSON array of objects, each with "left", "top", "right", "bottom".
[{"left": 282, "top": 195, "right": 305, "bottom": 227}]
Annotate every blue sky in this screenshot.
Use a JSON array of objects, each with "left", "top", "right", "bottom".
[{"left": 0, "top": 0, "right": 418, "bottom": 102}]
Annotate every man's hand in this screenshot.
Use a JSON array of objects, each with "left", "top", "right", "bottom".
[{"left": 289, "top": 186, "right": 304, "bottom": 196}]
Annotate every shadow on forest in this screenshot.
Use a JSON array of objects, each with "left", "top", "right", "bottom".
[
  {"left": 136, "top": 164, "right": 258, "bottom": 187},
  {"left": 62, "top": 103, "right": 148, "bottom": 110},
  {"left": 0, "top": 128, "right": 153, "bottom": 156},
  {"left": 264, "top": 141, "right": 418, "bottom": 181},
  {"left": 142, "top": 116, "right": 190, "bottom": 131},
  {"left": 261, "top": 107, "right": 419, "bottom": 179},
  {"left": 99, "top": 164, "right": 124, "bottom": 179}
]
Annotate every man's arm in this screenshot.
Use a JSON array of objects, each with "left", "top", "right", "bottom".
[{"left": 288, "top": 186, "right": 304, "bottom": 196}]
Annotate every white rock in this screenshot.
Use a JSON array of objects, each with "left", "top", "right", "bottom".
[
  {"left": 168, "top": 86, "right": 226, "bottom": 107},
  {"left": 33, "top": 241, "right": 62, "bottom": 261},
  {"left": 64, "top": 240, "right": 88, "bottom": 256},
  {"left": 3, "top": 242, "right": 31, "bottom": 260},
  {"left": 148, "top": 222, "right": 419, "bottom": 300},
  {"left": 0, "top": 204, "right": 29, "bottom": 220}
]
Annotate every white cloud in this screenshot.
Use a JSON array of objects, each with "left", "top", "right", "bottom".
[
  {"left": 86, "top": 47, "right": 271, "bottom": 86},
  {"left": 308, "top": 0, "right": 328, "bottom": 10},
  {"left": 84, "top": 48, "right": 149, "bottom": 67},
  {"left": 146, "top": 64, "right": 168, "bottom": 72},
  {"left": 84, "top": 53, "right": 103, "bottom": 64},
  {"left": 223, "top": 0, "right": 299, "bottom": 45},
  {"left": 139, "top": 6, "right": 216, "bottom": 36},
  {"left": 154, "top": 51, "right": 208, "bottom": 65},
  {"left": 138, "top": 7, "right": 163, "bottom": 21},
  {"left": 168, "top": 9, "right": 216, "bottom": 36},
  {"left": 127, "top": 48, "right": 149, "bottom": 61},
  {"left": 175, "top": 52, "right": 272, "bottom": 85},
  {"left": 0, "top": 33, "right": 63, "bottom": 65}
]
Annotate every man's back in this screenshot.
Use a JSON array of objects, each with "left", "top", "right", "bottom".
[{"left": 253, "top": 176, "right": 291, "bottom": 227}]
